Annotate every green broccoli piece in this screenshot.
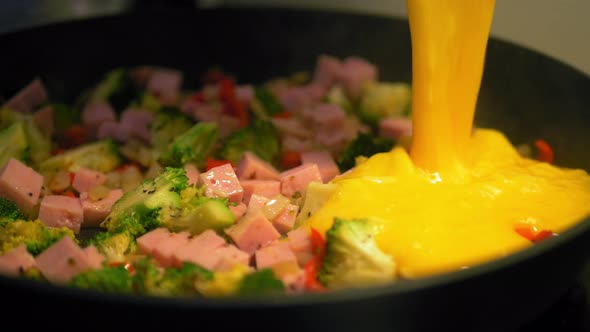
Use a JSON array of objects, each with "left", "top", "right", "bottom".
[
  {"left": 237, "top": 269, "right": 285, "bottom": 296},
  {"left": 51, "top": 103, "right": 80, "bottom": 134},
  {"left": 148, "top": 262, "right": 213, "bottom": 297},
  {"left": 318, "top": 218, "right": 396, "bottom": 290},
  {"left": 337, "top": 132, "right": 395, "bottom": 172},
  {"left": 250, "top": 86, "right": 283, "bottom": 119},
  {"left": 0, "top": 219, "right": 76, "bottom": 256},
  {"left": 88, "top": 68, "right": 140, "bottom": 112},
  {"left": 87, "top": 231, "right": 137, "bottom": 263},
  {"left": 0, "top": 107, "right": 51, "bottom": 166},
  {"left": 131, "top": 256, "right": 163, "bottom": 294},
  {"left": 0, "top": 197, "right": 26, "bottom": 224},
  {"left": 150, "top": 110, "right": 194, "bottom": 160},
  {"left": 159, "top": 185, "right": 235, "bottom": 236},
  {"left": 0, "top": 122, "right": 29, "bottom": 168},
  {"left": 69, "top": 264, "right": 134, "bottom": 294},
  {"left": 39, "top": 139, "right": 121, "bottom": 173},
  {"left": 100, "top": 167, "right": 188, "bottom": 238},
  {"left": 158, "top": 122, "right": 218, "bottom": 168},
  {"left": 358, "top": 82, "right": 411, "bottom": 124},
  {"left": 218, "top": 119, "right": 279, "bottom": 166}
]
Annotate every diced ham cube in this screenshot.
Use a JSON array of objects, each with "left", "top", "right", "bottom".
[
  {"left": 152, "top": 231, "right": 191, "bottom": 267},
  {"left": 301, "top": 151, "right": 340, "bottom": 183},
  {"left": 271, "top": 117, "right": 313, "bottom": 139},
  {"left": 184, "top": 163, "right": 200, "bottom": 186},
  {"left": 96, "top": 121, "right": 124, "bottom": 141},
  {"left": 33, "top": 105, "right": 54, "bottom": 138},
  {"left": 225, "top": 211, "right": 280, "bottom": 254},
  {"left": 229, "top": 202, "right": 247, "bottom": 221},
  {"left": 137, "top": 227, "right": 172, "bottom": 255},
  {"left": 79, "top": 189, "right": 123, "bottom": 226},
  {"left": 247, "top": 194, "right": 270, "bottom": 213},
  {"left": 118, "top": 109, "right": 154, "bottom": 143},
  {"left": 213, "top": 245, "right": 250, "bottom": 271},
  {"left": 287, "top": 228, "right": 313, "bottom": 266},
  {"left": 340, "top": 56, "right": 378, "bottom": 100},
  {"left": 172, "top": 229, "right": 227, "bottom": 268},
  {"left": 199, "top": 163, "right": 244, "bottom": 203},
  {"left": 235, "top": 85, "right": 255, "bottom": 105},
  {"left": 379, "top": 117, "right": 413, "bottom": 141},
  {"left": 277, "top": 86, "right": 314, "bottom": 113},
  {"left": 236, "top": 151, "right": 280, "bottom": 181},
  {"left": 313, "top": 54, "right": 345, "bottom": 88},
  {"left": 38, "top": 195, "right": 84, "bottom": 233},
  {"left": 303, "top": 103, "right": 346, "bottom": 130},
  {"left": 240, "top": 180, "right": 281, "bottom": 205},
  {"left": 216, "top": 114, "right": 240, "bottom": 139},
  {"left": 272, "top": 204, "right": 298, "bottom": 234},
  {"left": 283, "top": 269, "right": 306, "bottom": 294},
  {"left": 3, "top": 78, "right": 48, "bottom": 113},
  {"left": 282, "top": 136, "right": 314, "bottom": 152},
  {"left": 83, "top": 245, "right": 105, "bottom": 269},
  {"left": 147, "top": 68, "right": 183, "bottom": 105},
  {"left": 255, "top": 241, "right": 298, "bottom": 270},
  {"left": 0, "top": 158, "right": 43, "bottom": 216},
  {"left": 0, "top": 244, "right": 36, "bottom": 277},
  {"left": 72, "top": 167, "right": 107, "bottom": 193},
  {"left": 81, "top": 101, "right": 116, "bottom": 137},
  {"left": 35, "top": 236, "right": 96, "bottom": 284},
  {"left": 279, "top": 163, "right": 322, "bottom": 199}
]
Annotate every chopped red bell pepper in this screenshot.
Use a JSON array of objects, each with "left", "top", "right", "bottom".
[
  {"left": 218, "top": 78, "right": 249, "bottom": 128},
  {"left": 64, "top": 190, "right": 77, "bottom": 198},
  {"left": 280, "top": 151, "right": 301, "bottom": 170},
  {"left": 304, "top": 255, "right": 327, "bottom": 293},
  {"left": 534, "top": 139, "right": 554, "bottom": 164},
  {"left": 271, "top": 111, "right": 292, "bottom": 119},
  {"left": 61, "top": 125, "right": 87, "bottom": 148},
  {"left": 310, "top": 228, "right": 326, "bottom": 258},
  {"left": 515, "top": 224, "right": 554, "bottom": 243},
  {"left": 206, "top": 157, "right": 233, "bottom": 171},
  {"left": 109, "top": 261, "right": 135, "bottom": 273}
]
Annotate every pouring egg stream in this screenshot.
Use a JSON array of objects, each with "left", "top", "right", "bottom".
[{"left": 302, "top": 0, "right": 590, "bottom": 278}]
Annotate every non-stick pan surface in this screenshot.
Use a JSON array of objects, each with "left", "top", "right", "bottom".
[{"left": 1, "top": 7, "right": 590, "bottom": 332}]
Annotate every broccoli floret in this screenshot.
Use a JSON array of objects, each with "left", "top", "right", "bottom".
[
  {"left": 150, "top": 110, "right": 194, "bottom": 160},
  {"left": 0, "top": 219, "right": 76, "bottom": 256},
  {"left": 39, "top": 139, "right": 121, "bottom": 173},
  {"left": 358, "top": 82, "right": 411, "bottom": 124},
  {"left": 130, "top": 256, "right": 163, "bottom": 294},
  {"left": 237, "top": 269, "right": 285, "bottom": 296},
  {"left": 337, "top": 132, "right": 394, "bottom": 172},
  {"left": 0, "top": 122, "right": 29, "bottom": 168},
  {"left": 88, "top": 68, "right": 140, "bottom": 111},
  {"left": 100, "top": 167, "right": 188, "bottom": 237},
  {"left": 159, "top": 185, "right": 235, "bottom": 236},
  {"left": 87, "top": 231, "right": 137, "bottom": 263},
  {"left": 0, "top": 107, "right": 51, "bottom": 166},
  {"left": 195, "top": 265, "right": 250, "bottom": 297},
  {"left": 250, "top": 86, "right": 283, "bottom": 119},
  {"left": 69, "top": 264, "right": 134, "bottom": 293},
  {"left": 318, "top": 218, "right": 396, "bottom": 290},
  {"left": 218, "top": 119, "right": 279, "bottom": 166},
  {"left": 0, "top": 197, "right": 26, "bottom": 224},
  {"left": 158, "top": 122, "right": 218, "bottom": 169},
  {"left": 148, "top": 262, "right": 213, "bottom": 297}
]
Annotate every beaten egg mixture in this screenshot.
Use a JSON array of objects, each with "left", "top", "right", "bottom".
[{"left": 303, "top": 0, "right": 590, "bottom": 278}]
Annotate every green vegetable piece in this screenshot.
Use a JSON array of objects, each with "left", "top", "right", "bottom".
[
  {"left": 150, "top": 110, "right": 194, "bottom": 160},
  {"left": 0, "top": 122, "right": 29, "bottom": 167},
  {"left": 51, "top": 103, "right": 80, "bottom": 134},
  {"left": 237, "top": 269, "right": 285, "bottom": 296},
  {"left": 90, "top": 68, "right": 140, "bottom": 112},
  {"left": 358, "top": 82, "right": 411, "bottom": 124},
  {"left": 131, "top": 257, "right": 162, "bottom": 294},
  {"left": 250, "top": 86, "right": 282, "bottom": 119},
  {"left": 325, "top": 85, "right": 354, "bottom": 114},
  {"left": 101, "top": 167, "right": 188, "bottom": 237},
  {"left": 69, "top": 264, "right": 133, "bottom": 293},
  {"left": 337, "top": 132, "right": 394, "bottom": 172},
  {"left": 0, "top": 219, "right": 76, "bottom": 256},
  {"left": 88, "top": 231, "right": 137, "bottom": 263},
  {"left": 39, "top": 139, "right": 121, "bottom": 173},
  {"left": 0, "top": 107, "right": 51, "bottom": 167},
  {"left": 158, "top": 122, "right": 218, "bottom": 168},
  {"left": 0, "top": 197, "right": 26, "bottom": 224},
  {"left": 318, "top": 218, "right": 396, "bottom": 290},
  {"left": 219, "top": 119, "right": 279, "bottom": 166},
  {"left": 149, "top": 262, "right": 213, "bottom": 297}
]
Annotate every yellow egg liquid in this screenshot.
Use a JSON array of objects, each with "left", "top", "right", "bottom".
[{"left": 303, "top": 0, "right": 590, "bottom": 278}]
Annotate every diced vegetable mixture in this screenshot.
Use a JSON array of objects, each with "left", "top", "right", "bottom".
[{"left": 0, "top": 55, "right": 537, "bottom": 297}]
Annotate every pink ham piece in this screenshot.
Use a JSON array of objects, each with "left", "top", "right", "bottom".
[
  {"left": 240, "top": 180, "right": 281, "bottom": 205},
  {"left": 118, "top": 109, "right": 154, "bottom": 143},
  {"left": 38, "top": 195, "right": 84, "bottom": 233},
  {"left": 72, "top": 167, "right": 107, "bottom": 193},
  {"left": 0, "top": 158, "right": 43, "bottom": 216},
  {"left": 214, "top": 245, "right": 250, "bottom": 271},
  {"left": 81, "top": 101, "right": 116, "bottom": 137},
  {"left": 279, "top": 163, "right": 322, "bottom": 199},
  {"left": 96, "top": 121, "right": 122, "bottom": 141},
  {"left": 225, "top": 210, "right": 280, "bottom": 255},
  {"left": 283, "top": 270, "right": 306, "bottom": 294},
  {"left": 137, "top": 227, "right": 172, "bottom": 256},
  {"left": 271, "top": 117, "right": 313, "bottom": 139},
  {"left": 272, "top": 204, "right": 298, "bottom": 234},
  {"left": 0, "top": 244, "right": 36, "bottom": 277},
  {"left": 301, "top": 151, "right": 340, "bottom": 183},
  {"left": 79, "top": 189, "right": 123, "bottom": 227},
  {"left": 255, "top": 241, "right": 298, "bottom": 270},
  {"left": 3, "top": 78, "right": 48, "bottom": 113},
  {"left": 312, "top": 54, "right": 345, "bottom": 89},
  {"left": 379, "top": 117, "right": 413, "bottom": 141},
  {"left": 303, "top": 103, "right": 346, "bottom": 130},
  {"left": 33, "top": 105, "right": 55, "bottom": 138},
  {"left": 340, "top": 56, "right": 378, "bottom": 100},
  {"left": 277, "top": 86, "right": 314, "bottom": 113},
  {"left": 151, "top": 231, "right": 192, "bottom": 267},
  {"left": 247, "top": 194, "right": 270, "bottom": 213},
  {"left": 147, "top": 68, "right": 183, "bottom": 105},
  {"left": 287, "top": 228, "right": 313, "bottom": 266},
  {"left": 235, "top": 85, "right": 254, "bottom": 105},
  {"left": 199, "top": 163, "right": 244, "bottom": 204},
  {"left": 83, "top": 245, "right": 106, "bottom": 269},
  {"left": 35, "top": 236, "right": 97, "bottom": 284},
  {"left": 184, "top": 163, "right": 200, "bottom": 186},
  {"left": 236, "top": 151, "right": 280, "bottom": 181},
  {"left": 229, "top": 202, "right": 247, "bottom": 221},
  {"left": 172, "top": 229, "right": 227, "bottom": 268}
]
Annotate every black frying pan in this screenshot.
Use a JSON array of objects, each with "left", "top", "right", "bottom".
[{"left": 1, "top": 6, "right": 590, "bottom": 332}]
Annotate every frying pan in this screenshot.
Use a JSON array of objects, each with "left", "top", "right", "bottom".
[{"left": 1, "top": 6, "right": 590, "bottom": 332}]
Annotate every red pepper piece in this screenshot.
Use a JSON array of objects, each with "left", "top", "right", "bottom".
[
  {"left": 515, "top": 225, "right": 554, "bottom": 243},
  {"left": 534, "top": 139, "right": 554, "bottom": 164},
  {"left": 310, "top": 228, "right": 326, "bottom": 258},
  {"left": 109, "top": 262, "right": 135, "bottom": 273},
  {"left": 304, "top": 255, "right": 327, "bottom": 293},
  {"left": 280, "top": 151, "right": 301, "bottom": 170},
  {"left": 206, "top": 157, "right": 233, "bottom": 171}
]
